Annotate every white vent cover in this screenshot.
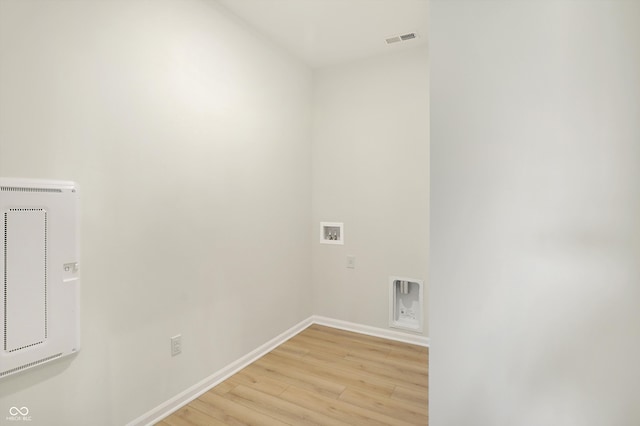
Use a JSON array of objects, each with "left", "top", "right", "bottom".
[
  {"left": 1, "top": 178, "right": 80, "bottom": 379},
  {"left": 385, "top": 32, "right": 419, "bottom": 45}
]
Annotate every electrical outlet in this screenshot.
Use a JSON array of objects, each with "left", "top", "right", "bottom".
[{"left": 171, "top": 334, "right": 182, "bottom": 356}]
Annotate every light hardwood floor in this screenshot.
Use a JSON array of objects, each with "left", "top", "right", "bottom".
[{"left": 156, "top": 324, "right": 428, "bottom": 425}]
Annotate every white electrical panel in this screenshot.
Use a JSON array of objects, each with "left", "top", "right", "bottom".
[{"left": 0, "top": 178, "right": 80, "bottom": 379}]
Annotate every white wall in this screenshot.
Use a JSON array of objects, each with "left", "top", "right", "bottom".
[
  {"left": 312, "top": 48, "right": 429, "bottom": 335},
  {"left": 431, "top": 1, "right": 640, "bottom": 425},
  {"left": 0, "top": 0, "right": 312, "bottom": 424}
]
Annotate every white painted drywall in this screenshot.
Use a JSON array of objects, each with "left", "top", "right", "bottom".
[
  {"left": 0, "top": 0, "right": 312, "bottom": 424},
  {"left": 311, "top": 48, "right": 429, "bottom": 336},
  {"left": 430, "top": 1, "right": 640, "bottom": 425}
]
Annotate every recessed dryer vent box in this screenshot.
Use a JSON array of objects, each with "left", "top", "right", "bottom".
[
  {"left": 0, "top": 178, "right": 80, "bottom": 379},
  {"left": 320, "top": 222, "right": 343, "bottom": 245},
  {"left": 389, "top": 276, "right": 423, "bottom": 333}
]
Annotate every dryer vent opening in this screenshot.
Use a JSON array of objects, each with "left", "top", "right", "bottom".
[{"left": 389, "top": 277, "right": 424, "bottom": 333}]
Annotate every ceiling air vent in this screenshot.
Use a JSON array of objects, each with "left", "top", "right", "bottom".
[{"left": 385, "top": 32, "right": 419, "bottom": 45}]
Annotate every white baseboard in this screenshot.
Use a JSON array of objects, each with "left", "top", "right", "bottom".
[
  {"left": 311, "top": 315, "right": 430, "bottom": 347},
  {"left": 127, "top": 317, "right": 314, "bottom": 426},
  {"left": 127, "top": 315, "right": 428, "bottom": 426}
]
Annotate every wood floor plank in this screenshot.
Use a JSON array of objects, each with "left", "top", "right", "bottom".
[
  {"left": 287, "top": 334, "right": 350, "bottom": 358},
  {"left": 279, "top": 385, "right": 417, "bottom": 426},
  {"left": 227, "top": 384, "right": 353, "bottom": 426},
  {"left": 270, "top": 343, "right": 309, "bottom": 359},
  {"left": 357, "top": 350, "right": 428, "bottom": 375},
  {"left": 342, "top": 353, "right": 428, "bottom": 389},
  {"left": 308, "top": 325, "right": 427, "bottom": 356},
  {"left": 209, "top": 379, "right": 236, "bottom": 396},
  {"left": 387, "top": 346, "right": 430, "bottom": 365},
  {"left": 392, "top": 384, "right": 429, "bottom": 407},
  {"left": 302, "top": 348, "right": 428, "bottom": 393},
  {"left": 339, "top": 387, "right": 428, "bottom": 424},
  {"left": 226, "top": 369, "right": 289, "bottom": 397},
  {"left": 194, "top": 391, "right": 289, "bottom": 425},
  {"left": 306, "top": 325, "right": 396, "bottom": 349},
  {"left": 251, "top": 354, "right": 347, "bottom": 398},
  {"left": 165, "top": 405, "right": 228, "bottom": 426},
  {"left": 299, "top": 333, "right": 395, "bottom": 365},
  {"left": 265, "top": 350, "right": 396, "bottom": 397},
  {"left": 301, "top": 327, "right": 393, "bottom": 360},
  {"left": 160, "top": 419, "right": 189, "bottom": 426},
  {"left": 157, "top": 325, "right": 428, "bottom": 426}
]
